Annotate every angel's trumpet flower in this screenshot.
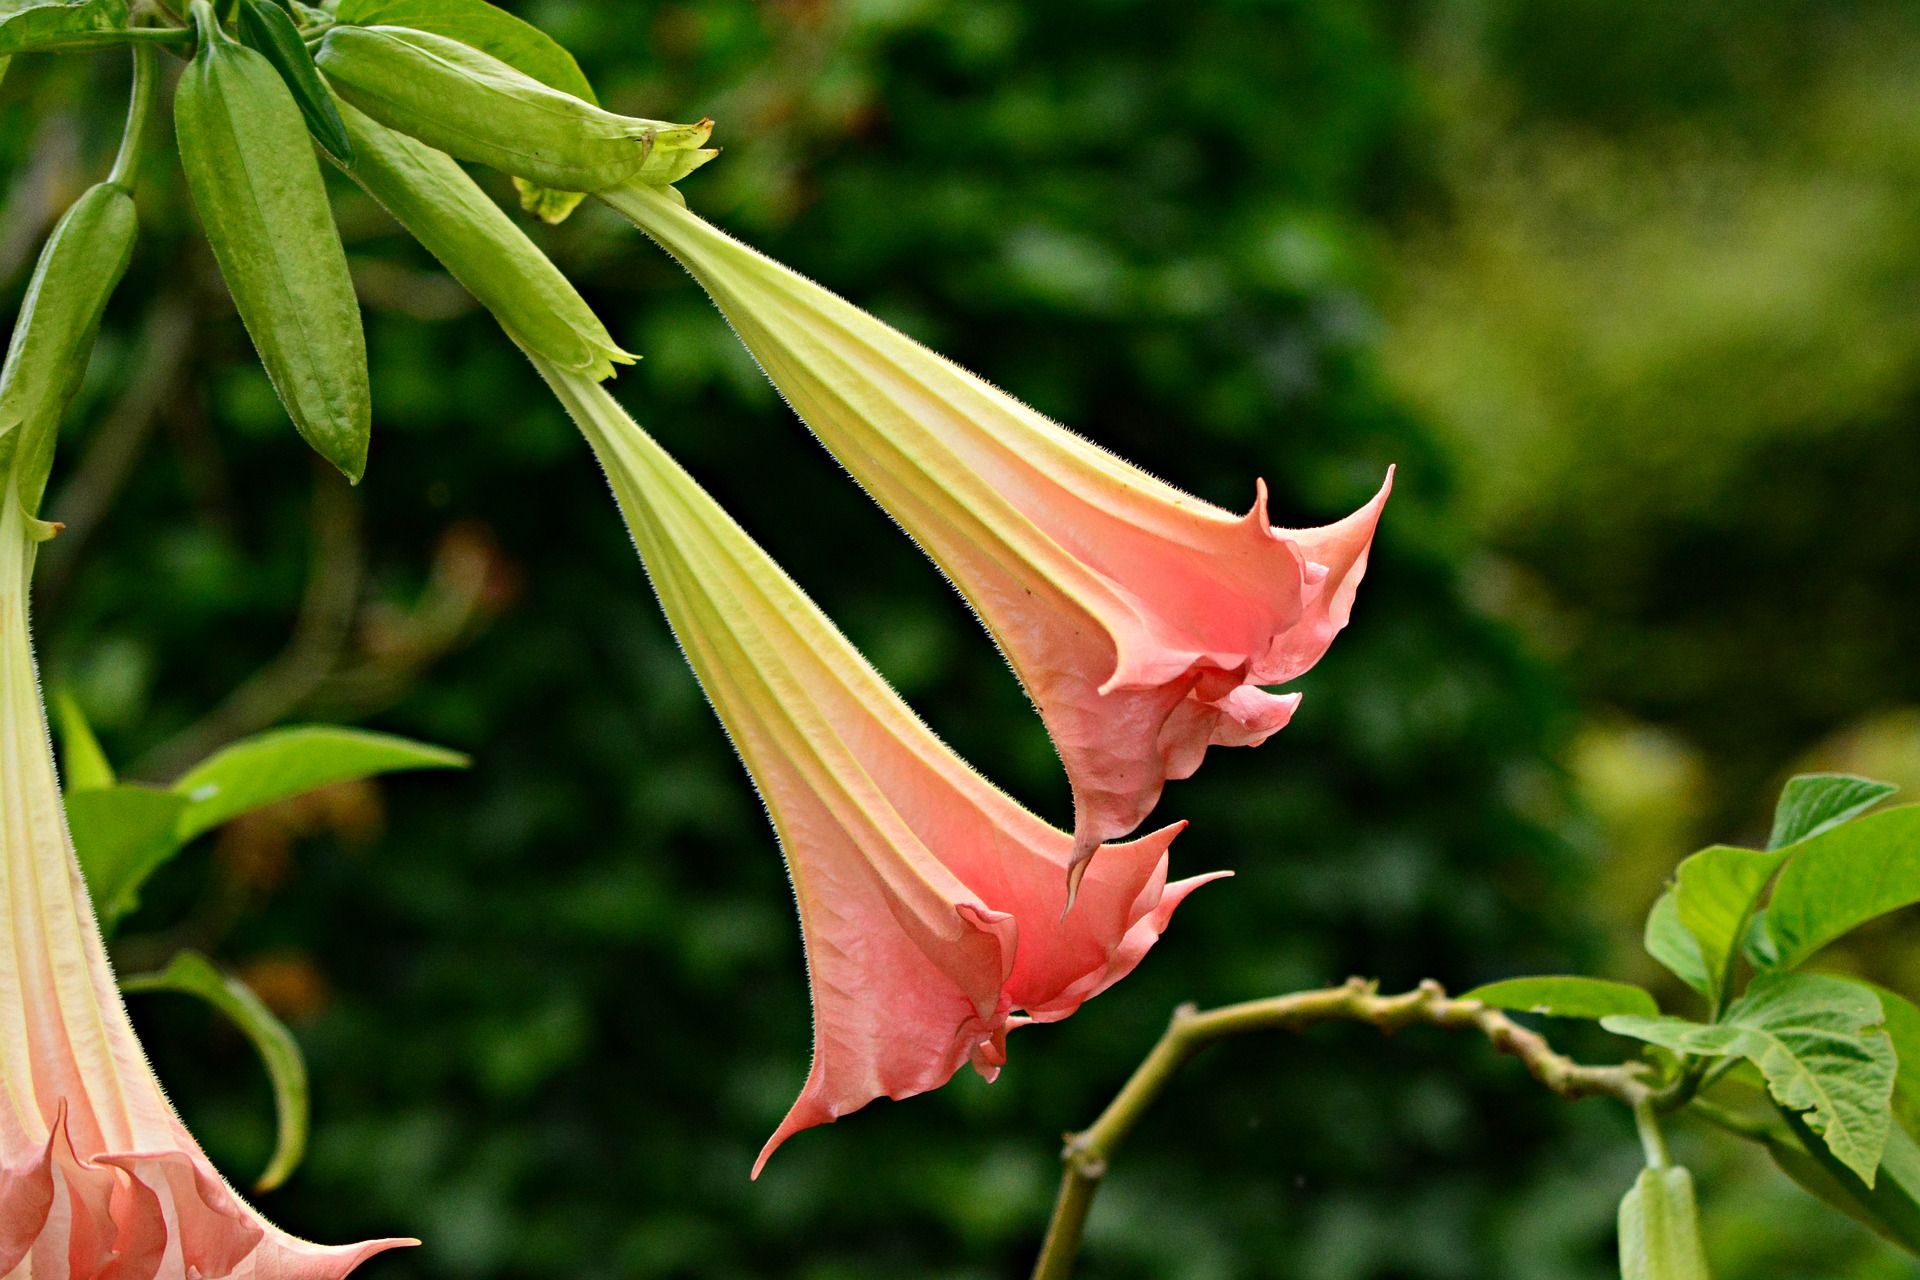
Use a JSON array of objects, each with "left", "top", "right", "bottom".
[
  {"left": 603, "top": 183, "right": 1392, "bottom": 888},
  {"left": 535, "top": 362, "right": 1220, "bottom": 1175},
  {"left": 0, "top": 492, "right": 411, "bottom": 1277}
]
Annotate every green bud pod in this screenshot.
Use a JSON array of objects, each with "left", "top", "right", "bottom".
[
  {"left": 331, "top": 94, "right": 632, "bottom": 380},
  {"left": 175, "top": 0, "right": 370, "bottom": 482},
  {"left": 0, "top": 181, "right": 137, "bottom": 518},
  {"left": 1618, "top": 1166, "right": 1712, "bottom": 1280},
  {"left": 236, "top": 0, "right": 355, "bottom": 164},
  {"left": 316, "top": 25, "right": 714, "bottom": 193}
]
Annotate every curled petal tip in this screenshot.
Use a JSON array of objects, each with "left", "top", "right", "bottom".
[
  {"left": 603, "top": 189, "right": 1394, "bottom": 864},
  {"left": 537, "top": 366, "right": 1217, "bottom": 1179}
]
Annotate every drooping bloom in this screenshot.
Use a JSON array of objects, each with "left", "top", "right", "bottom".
[
  {"left": 0, "top": 492, "right": 412, "bottom": 1278},
  {"left": 535, "top": 361, "right": 1221, "bottom": 1174},
  {"left": 603, "top": 183, "right": 1393, "bottom": 885}
]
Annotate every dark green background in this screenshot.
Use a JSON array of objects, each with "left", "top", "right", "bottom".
[{"left": 8, "top": 0, "right": 1919, "bottom": 1276}]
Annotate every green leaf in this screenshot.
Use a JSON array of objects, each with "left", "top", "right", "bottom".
[
  {"left": 331, "top": 0, "right": 595, "bottom": 101},
  {"left": 1618, "top": 1165, "right": 1711, "bottom": 1280},
  {"left": 1769, "top": 1105, "right": 1920, "bottom": 1255},
  {"left": 1464, "top": 976, "right": 1659, "bottom": 1020},
  {"left": 173, "top": 724, "right": 468, "bottom": 843},
  {"left": 329, "top": 0, "right": 598, "bottom": 221},
  {"left": 1762, "top": 806, "right": 1920, "bottom": 970},
  {"left": 1770, "top": 773, "right": 1899, "bottom": 851},
  {"left": 53, "top": 689, "right": 114, "bottom": 790},
  {"left": 65, "top": 785, "right": 189, "bottom": 932},
  {"left": 1609, "top": 973, "right": 1896, "bottom": 1183},
  {"left": 1645, "top": 889, "right": 1710, "bottom": 996},
  {"left": 1674, "top": 844, "right": 1788, "bottom": 1009},
  {"left": 1862, "top": 982, "right": 1920, "bottom": 1137},
  {"left": 236, "top": 0, "right": 353, "bottom": 163},
  {"left": 121, "top": 951, "right": 309, "bottom": 1192},
  {"left": 0, "top": 0, "right": 148, "bottom": 56}
]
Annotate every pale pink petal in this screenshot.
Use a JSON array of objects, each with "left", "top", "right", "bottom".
[
  {"left": 0, "top": 496, "right": 413, "bottom": 1279},
  {"left": 541, "top": 366, "right": 1219, "bottom": 1174},
  {"left": 603, "top": 184, "right": 1392, "bottom": 878}
]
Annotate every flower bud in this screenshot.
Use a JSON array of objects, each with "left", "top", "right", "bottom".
[
  {"left": 331, "top": 93, "right": 633, "bottom": 380},
  {"left": 0, "top": 181, "right": 137, "bottom": 518},
  {"left": 175, "top": 0, "right": 370, "bottom": 481},
  {"left": 317, "top": 25, "right": 714, "bottom": 193}
]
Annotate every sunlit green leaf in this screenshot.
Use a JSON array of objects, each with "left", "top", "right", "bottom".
[
  {"left": 65, "top": 785, "right": 189, "bottom": 932},
  {"left": 172, "top": 724, "right": 468, "bottom": 843},
  {"left": 1674, "top": 844, "right": 1787, "bottom": 1007},
  {"left": 1618, "top": 1165, "right": 1711, "bottom": 1280},
  {"left": 1607, "top": 972, "right": 1896, "bottom": 1182},
  {"left": 121, "top": 950, "right": 309, "bottom": 1191},
  {"left": 1770, "top": 773, "right": 1899, "bottom": 851},
  {"left": 1645, "top": 888, "right": 1710, "bottom": 997},
  {"left": 53, "top": 689, "right": 114, "bottom": 791},
  {"left": 1464, "top": 975, "right": 1659, "bottom": 1020},
  {"left": 1763, "top": 807, "right": 1920, "bottom": 970}
]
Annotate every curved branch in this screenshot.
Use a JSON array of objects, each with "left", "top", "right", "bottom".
[{"left": 1031, "top": 978, "right": 1655, "bottom": 1280}]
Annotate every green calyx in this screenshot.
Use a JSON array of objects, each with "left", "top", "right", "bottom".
[
  {"left": 316, "top": 24, "right": 714, "bottom": 194},
  {"left": 0, "top": 182, "right": 138, "bottom": 522},
  {"left": 330, "top": 93, "right": 634, "bottom": 381},
  {"left": 175, "top": 0, "right": 371, "bottom": 482}
]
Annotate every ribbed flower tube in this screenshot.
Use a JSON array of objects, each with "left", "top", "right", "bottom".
[
  {"left": 604, "top": 182, "right": 1391, "bottom": 888},
  {"left": 0, "top": 493, "right": 411, "bottom": 1279},
  {"left": 535, "top": 363, "right": 1220, "bottom": 1174}
]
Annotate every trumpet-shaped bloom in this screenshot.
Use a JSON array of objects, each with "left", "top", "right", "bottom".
[
  {"left": 535, "top": 361, "right": 1221, "bottom": 1174},
  {"left": 604, "top": 183, "right": 1392, "bottom": 885},
  {"left": 0, "top": 494, "right": 412, "bottom": 1279}
]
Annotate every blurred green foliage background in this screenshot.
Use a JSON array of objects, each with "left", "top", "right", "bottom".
[{"left": 7, "top": 0, "right": 1920, "bottom": 1275}]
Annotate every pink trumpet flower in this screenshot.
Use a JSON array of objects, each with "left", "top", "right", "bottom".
[
  {"left": 534, "top": 360, "right": 1222, "bottom": 1175},
  {"left": 603, "top": 183, "right": 1393, "bottom": 889},
  {"left": 0, "top": 494, "right": 412, "bottom": 1278}
]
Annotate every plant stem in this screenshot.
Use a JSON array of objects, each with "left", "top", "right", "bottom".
[
  {"left": 1029, "top": 978, "right": 1656, "bottom": 1280},
  {"left": 107, "top": 41, "right": 159, "bottom": 191},
  {"left": 1635, "top": 1099, "right": 1672, "bottom": 1168}
]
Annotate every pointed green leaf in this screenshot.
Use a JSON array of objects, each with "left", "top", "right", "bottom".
[
  {"left": 1464, "top": 976, "right": 1659, "bottom": 1021},
  {"left": 53, "top": 689, "right": 114, "bottom": 791},
  {"left": 1763, "top": 806, "right": 1920, "bottom": 970},
  {"left": 1675, "top": 845, "right": 1787, "bottom": 1007},
  {"left": 1645, "top": 889, "right": 1710, "bottom": 996},
  {"left": 121, "top": 950, "right": 309, "bottom": 1191},
  {"left": 1728, "top": 973, "right": 1897, "bottom": 1183},
  {"left": 65, "top": 785, "right": 189, "bottom": 931},
  {"left": 1618, "top": 1165, "right": 1711, "bottom": 1280},
  {"left": 1770, "top": 773, "right": 1899, "bottom": 851},
  {"left": 236, "top": 0, "right": 353, "bottom": 163},
  {"left": 1607, "top": 973, "right": 1897, "bottom": 1183},
  {"left": 173, "top": 724, "right": 468, "bottom": 843}
]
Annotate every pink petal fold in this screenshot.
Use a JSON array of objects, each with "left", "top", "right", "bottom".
[
  {"left": 0, "top": 495, "right": 413, "bottom": 1280},
  {"left": 538, "top": 364, "right": 1221, "bottom": 1175},
  {"left": 604, "top": 183, "right": 1391, "bottom": 881}
]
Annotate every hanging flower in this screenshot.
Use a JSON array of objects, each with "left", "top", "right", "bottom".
[
  {"left": 0, "top": 492, "right": 412, "bottom": 1279},
  {"left": 603, "top": 183, "right": 1392, "bottom": 889},
  {"left": 536, "top": 362, "right": 1221, "bottom": 1175}
]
